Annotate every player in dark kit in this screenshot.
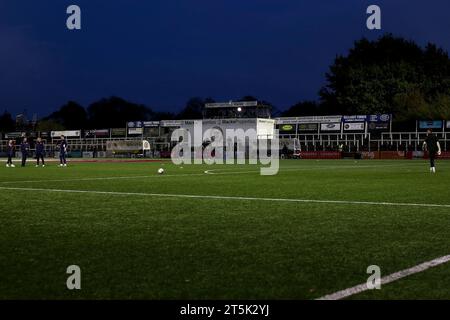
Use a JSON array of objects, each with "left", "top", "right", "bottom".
[
  {"left": 35, "top": 137, "right": 45, "bottom": 167},
  {"left": 58, "top": 135, "right": 68, "bottom": 167},
  {"left": 423, "top": 129, "right": 442, "bottom": 173},
  {"left": 6, "top": 140, "right": 15, "bottom": 167},
  {"left": 20, "top": 137, "right": 30, "bottom": 167}
]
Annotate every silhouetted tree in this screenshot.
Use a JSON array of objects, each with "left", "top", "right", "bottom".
[
  {"left": 204, "top": 97, "right": 216, "bottom": 105},
  {"left": 153, "top": 111, "right": 176, "bottom": 121},
  {"left": 87, "top": 96, "right": 154, "bottom": 128},
  {"left": 281, "top": 101, "right": 321, "bottom": 117},
  {"left": 320, "top": 34, "right": 450, "bottom": 120},
  {"left": 36, "top": 119, "right": 66, "bottom": 132},
  {"left": 240, "top": 95, "right": 258, "bottom": 102},
  {"left": 176, "top": 97, "right": 205, "bottom": 119},
  {"left": 45, "top": 101, "right": 87, "bottom": 129},
  {"left": 0, "top": 111, "right": 15, "bottom": 132}
]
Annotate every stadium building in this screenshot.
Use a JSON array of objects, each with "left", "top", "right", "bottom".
[{"left": 1, "top": 101, "right": 450, "bottom": 160}]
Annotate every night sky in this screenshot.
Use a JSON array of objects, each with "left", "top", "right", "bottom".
[{"left": 1, "top": 0, "right": 450, "bottom": 117}]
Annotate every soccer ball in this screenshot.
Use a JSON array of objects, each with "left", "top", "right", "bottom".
[{"left": 158, "top": 168, "right": 165, "bottom": 174}]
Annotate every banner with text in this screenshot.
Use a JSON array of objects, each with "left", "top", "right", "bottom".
[
  {"left": 320, "top": 123, "right": 341, "bottom": 131},
  {"left": 343, "top": 122, "right": 365, "bottom": 131},
  {"left": 419, "top": 120, "right": 442, "bottom": 129},
  {"left": 51, "top": 130, "right": 81, "bottom": 138}
]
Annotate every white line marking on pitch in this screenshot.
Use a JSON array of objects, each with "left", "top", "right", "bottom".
[
  {"left": 0, "top": 173, "right": 207, "bottom": 185},
  {"left": 0, "top": 186, "right": 449, "bottom": 208},
  {"left": 0, "top": 163, "right": 413, "bottom": 184},
  {"left": 203, "top": 163, "right": 418, "bottom": 175},
  {"left": 317, "top": 255, "right": 450, "bottom": 300}
]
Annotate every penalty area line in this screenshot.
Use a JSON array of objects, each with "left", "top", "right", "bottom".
[
  {"left": 316, "top": 254, "right": 450, "bottom": 300},
  {"left": 203, "top": 163, "right": 425, "bottom": 175},
  {"left": 0, "top": 186, "right": 450, "bottom": 208}
]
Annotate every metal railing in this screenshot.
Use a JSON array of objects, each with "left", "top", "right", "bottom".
[{"left": 1, "top": 131, "right": 449, "bottom": 154}]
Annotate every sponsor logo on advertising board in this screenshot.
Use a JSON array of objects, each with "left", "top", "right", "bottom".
[
  {"left": 127, "top": 128, "right": 143, "bottom": 135},
  {"left": 419, "top": 121, "right": 442, "bottom": 129},
  {"left": 344, "top": 122, "right": 365, "bottom": 131},
  {"left": 298, "top": 123, "right": 318, "bottom": 131},
  {"left": 111, "top": 128, "right": 126, "bottom": 136},
  {"left": 368, "top": 122, "right": 389, "bottom": 130},
  {"left": 51, "top": 130, "right": 81, "bottom": 137},
  {"left": 278, "top": 124, "right": 295, "bottom": 132},
  {"left": 320, "top": 123, "right": 341, "bottom": 131}
]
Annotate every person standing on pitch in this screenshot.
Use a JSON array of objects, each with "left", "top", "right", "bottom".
[
  {"left": 35, "top": 137, "right": 45, "bottom": 167},
  {"left": 6, "top": 140, "right": 15, "bottom": 167},
  {"left": 20, "top": 137, "right": 30, "bottom": 167},
  {"left": 59, "top": 135, "right": 68, "bottom": 167},
  {"left": 423, "top": 129, "right": 442, "bottom": 173}
]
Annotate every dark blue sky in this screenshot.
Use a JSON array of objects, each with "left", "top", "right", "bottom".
[{"left": 1, "top": 0, "right": 450, "bottom": 117}]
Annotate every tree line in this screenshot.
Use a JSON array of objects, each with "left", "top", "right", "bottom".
[{"left": 1, "top": 34, "right": 449, "bottom": 132}]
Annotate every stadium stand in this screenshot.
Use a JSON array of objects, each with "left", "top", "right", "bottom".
[{"left": 1, "top": 105, "right": 449, "bottom": 160}]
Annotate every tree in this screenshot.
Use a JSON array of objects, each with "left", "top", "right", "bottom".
[
  {"left": 45, "top": 101, "right": 87, "bottom": 129},
  {"left": 87, "top": 96, "right": 154, "bottom": 128},
  {"left": 0, "top": 111, "right": 15, "bottom": 132},
  {"left": 281, "top": 101, "right": 322, "bottom": 117},
  {"left": 36, "top": 119, "right": 66, "bottom": 132},
  {"left": 176, "top": 97, "right": 205, "bottom": 119},
  {"left": 153, "top": 111, "right": 176, "bottom": 121},
  {"left": 239, "top": 95, "right": 258, "bottom": 102},
  {"left": 319, "top": 34, "right": 450, "bottom": 120},
  {"left": 392, "top": 90, "right": 430, "bottom": 122}
]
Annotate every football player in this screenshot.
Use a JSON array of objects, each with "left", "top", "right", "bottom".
[{"left": 423, "top": 129, "right": 442, "bottom": 173}]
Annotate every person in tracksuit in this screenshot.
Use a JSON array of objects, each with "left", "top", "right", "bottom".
[
  {"left": 59, "top": 135, "right": 68, "bottom": 166},
  {"left": 35, "top": 137, "right": 45, "bottom": 167},
  {"left": 423, "top": 129, "right": 442, "bottom": 173},
  {"left": 6, "top": 140, "right": 15, "bottom": 167},
  {"left": 20, "top": 137, "right": 30, "bottom": 167}
]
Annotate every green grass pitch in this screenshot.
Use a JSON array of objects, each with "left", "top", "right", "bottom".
[{"left": 1, "top": 159, "right": 450, "bottom": 299}]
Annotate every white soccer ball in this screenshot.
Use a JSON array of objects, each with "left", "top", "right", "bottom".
[{"left": 158, "top": 168, "right": 165, "bottom": 174}]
